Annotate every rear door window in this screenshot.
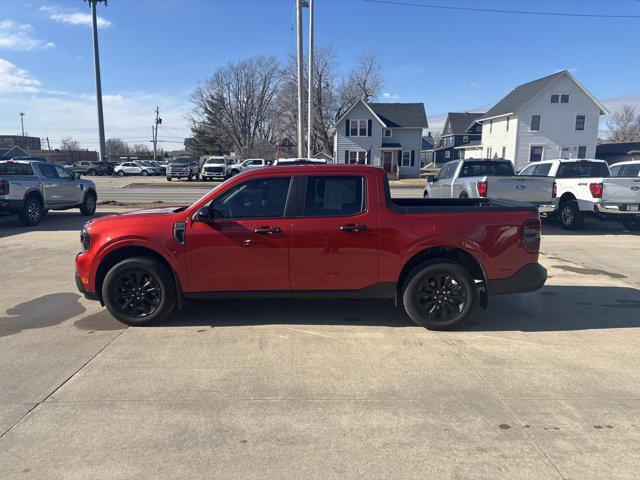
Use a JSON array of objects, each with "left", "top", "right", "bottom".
[
  {"left": 0, "top": 163, "right": 34, "bottom": 175},
  {"left": 620, "top": 164, "right": 640, "bottom": 177},
  {"left": 302, "top": 176, "right": 365, "bottom": 217},
  {"left": 556, "top": 162, "right": 610, "bottom": 178},
  {"left": 459, "top": 161, "right": 515, "bottom": 177}
]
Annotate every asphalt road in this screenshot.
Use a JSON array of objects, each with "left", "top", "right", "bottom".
[{"left": 1, "top": 209, "right": 640, "bottom": 479}]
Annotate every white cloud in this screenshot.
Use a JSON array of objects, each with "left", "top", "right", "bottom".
[
  {"left": 0, "top": 58, "right": 41, "bottom": 94},
  {"left": 40, "top": 5, "right": 113, "bottom": 29},
  {"left": 0, "top": 20, "right": 55, "bottom": 51},
  {"left": 381, "top": 92, "right": 401, "bottom": 101}
]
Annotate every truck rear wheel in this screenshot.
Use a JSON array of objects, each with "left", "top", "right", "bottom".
[
  {"left": 18, "top": 196, "right": 44, "bottom": 226},
  {"left": 560, "top": 200, "right": 583, "bottom": 230},
  {"left": 102, "top": 257, "right": 176, "bottom": 326},
  {"left": 622, "top": 218, "right": 640, "bottom": 231},
  {"left": 402, "top": 260, "right": 476, "bottom": 330}
]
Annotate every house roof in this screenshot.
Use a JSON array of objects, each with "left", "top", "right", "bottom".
[
  {"left": 479, "top": 70, "right": 608, "bottom": 122},
  {"left": 381, "top": 142, "right": 403, "bottom": 149},
  {"left": 596, "top": 142, "right": 640, "bottom": 155},
  {"left": 421, "top": 136, "right": 434, "bottom": 150},
  {"left": 368, "top": 102, "right": 428, "bottom": 128},
  {"left": 0, "top": 146, "right": 31, "bottom": 159},
  {"left": 454, "top": 141, "right": 482, "bottom": 150},
  {"left": 444, "top": 112, "right": 484, "bottom": 135}
]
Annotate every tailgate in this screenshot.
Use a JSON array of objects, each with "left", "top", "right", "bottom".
[
  {"left": 602, "top": 178, "right": 640, "bottom": 205},
  {"left": 486, "top": 176, "right": 554, "bottom": 204}
]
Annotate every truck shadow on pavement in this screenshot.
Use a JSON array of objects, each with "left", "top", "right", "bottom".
[
  {"left": 151, "top": 285, "right": 640, "bottom": 332},
  {"left": 0, "top": 211, "right": 116, "bottom": 239},
  {"left": 541, "top": 218, "right": 640, "bottom": 236}
]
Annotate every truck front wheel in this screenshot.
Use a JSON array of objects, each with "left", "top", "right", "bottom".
[
  {"left": 559, "top": 200, "right": 583, "bottom": 230},
  {"left": 102, "top": 257, "right": 177, "bottom": 326},
  {"left": 402, "top": 260, "right": 476, "bottom": 330}
]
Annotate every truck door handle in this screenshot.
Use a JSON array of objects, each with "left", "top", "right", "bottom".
[
  {"left": 253, "top": 227, "right": 281, "bottom": 235},
  {"left": 514, "top": 185, "right": 526, "bottom": 190},
  {"left": 340, "top": 224, "right": 367, "bottom": 232}
]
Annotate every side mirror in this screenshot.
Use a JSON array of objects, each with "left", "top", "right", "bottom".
[
  {"left": 430, "top": 176, "right": 438, "bottom": 183},
  {"left": 194, "top": 205, "right": 212, "bottom": 223}
]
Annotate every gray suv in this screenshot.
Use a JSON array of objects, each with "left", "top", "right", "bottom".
[{"left": 0, "top": 160, "right": 97, "bottom": 226}]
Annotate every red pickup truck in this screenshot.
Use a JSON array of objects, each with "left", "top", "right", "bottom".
[{"left": 75, "top": 165, "right": 546, "bottom": 329}]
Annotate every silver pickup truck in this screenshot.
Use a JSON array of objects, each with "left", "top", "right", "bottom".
[
  {"left": 0, "top": 160, "right": 97, "bottom": 226},
  {"left": 424, "top": 158, "right": 556, "bottom": 213}
]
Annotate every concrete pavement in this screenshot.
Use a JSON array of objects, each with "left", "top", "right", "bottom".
[{"left": 1, "top": 209, "right": 640, "bottom": 479}]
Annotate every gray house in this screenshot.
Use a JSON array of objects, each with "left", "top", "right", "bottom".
[{"left": 333, "top": 100, "right": 428, "bottom": 178}]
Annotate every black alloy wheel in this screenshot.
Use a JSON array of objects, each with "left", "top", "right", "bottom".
[
  {"left": 416, "top": 272, "right": 467, "bottom": 323},
  {"left": 19, "top": 197, "right": 44, "bottom": 226},
  {"left": 109, "top": 269, "right": 161, "bottom": 318}
]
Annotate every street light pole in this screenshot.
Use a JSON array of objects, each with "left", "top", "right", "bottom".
[
  {"left": 296, "top": 0, "right": 305, "bottom": 158},
  {"left": 20, "top": 112, "right": 25, "bottom": 136},
  {"left": 307, "top": 0, "right": 314, "bottom": 159},
  {"left": 86, "top": 0, "right": 107, "bottom": 161}
]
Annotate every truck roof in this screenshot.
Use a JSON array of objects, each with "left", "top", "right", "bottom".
[{"left": 238, "top": 164, "right": 382, "bottom": 177}]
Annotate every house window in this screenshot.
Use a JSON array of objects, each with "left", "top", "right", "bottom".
[
  {"left": 349, "top": 119, "right": 368, "bottom": 137},
  {"left": 444, "top": 150, "right": 451, "bottom": 159},
  {"left": 530, "top": 145, "right": 544, "bottom": 162},
  {"left": 383, "top": 129, "right": 392, "bottom": 137},
  {"left": 489, "top": 120, "right": 493, "bottom": 133},
  {"left": 501, "top": 147, "right": 507, "bottom": 159},
  {"left": 578, "top": 146, "right": 587, "bottom": 159},
  {"left": 550, "top": 94, "right": 559, "bottom": 104},
  {"left": 561, "top": 94, "right": 569, "bottom": 103},
  {"left": 561, "top": 147, "right": 571, "bottom": 159},
  {"left": 348, "top": 150, "right": 367, "bottom": 164},
  {"left": 506, "top": 116, "right": 510, "bottom": 131},
  {"left": 463, "top": 135, "right": 469, "bottom": 142},
  {"left": 575, "top": 115, "right": 586, "bottom": 131},
  {"left": 402, "top": 150, "right": 412, "bottom": 167},
  {"left": 486, "top": 147, "right": 492, "bottom": 158},
  {"left": 530, "top": 115, "right": 541, "bottom": 131}
]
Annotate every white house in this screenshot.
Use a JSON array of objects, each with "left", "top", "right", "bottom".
[
  {"left": 333, "top": 100, "right": 429, "bottom": 178},
  {"left": 476, "top": 70, "right": 608, "bottom": 171}
]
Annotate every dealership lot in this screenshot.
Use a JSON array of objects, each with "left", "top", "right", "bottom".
[{"left": 1, "top": 209, "right": 639, "bottom": 479}]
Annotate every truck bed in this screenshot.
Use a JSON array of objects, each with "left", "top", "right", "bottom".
[{"left": 388, "top": 197, "right": 539, "bottom": 214}]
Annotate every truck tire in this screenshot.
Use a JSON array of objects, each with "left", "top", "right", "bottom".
[
  {"left": 102, "top": 257, "right": 177, "bottom": 326},
  {"left": 459, "top": 192, "right": 469, "bottom": 199},
  {"left": 622, "top": 218, "right": 640, "bottom": 231},
  {"left": 18, "top": 196, "right": 44, "bottom": 226},
  {"left": 423, "top": 190, "right": 429, "bottom": 198},
  {"left": 167, "top": 177, "right": 172, "bottom": 182},
  {"left": 402, "top": 260, "right": 476, "bottom": 330},
  {"left": 559, "top": 200, "right": 583, "bottom": 230},
  {"left": 80, "top": 191, "right": 97, "bottom": 216}
]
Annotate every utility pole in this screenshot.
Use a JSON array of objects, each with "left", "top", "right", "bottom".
[
  {"left": 152, "top": 107, "right": 161, "bottom": 161},
  {"left": 307, "top": 0, "right": 314, "bottom": 158},
  {"left": 86, "top": 0, "right": 107, "bottom": 161},
  {"left": 296, "top": 0, "right": 306, "bottom": 158},
  {"left": 46, "top": 135, "right": 53, "bottom": 162},
  {"left": 20, "top": 112, "right": 25, "bottom": 136}
]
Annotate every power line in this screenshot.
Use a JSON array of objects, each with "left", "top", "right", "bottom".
[{"left": 363, "top": 0, "right": 640, "bottom": 18}]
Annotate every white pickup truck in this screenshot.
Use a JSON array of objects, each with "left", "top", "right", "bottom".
[
  {"left": 519, "top": 159, "right": 640, "bottom": 230},
  {"left": 226, "top": 158, "right": 268, "bottom": 176},
  {"left": 424, "top": 159, "right": 556, "bottom": 213}
]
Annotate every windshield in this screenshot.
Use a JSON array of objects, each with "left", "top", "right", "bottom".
[
  {"left": 459, "top": 161, "right": 515, "bottom": 177},
  {"left": 0, "top": 162, "right": 35, "bottom": 175},
  {"left": 205, "top": 159, "right": 225, "bottom": 165},
  {"left": 168, "top": 157, "right": 192, "bottom": 164}
]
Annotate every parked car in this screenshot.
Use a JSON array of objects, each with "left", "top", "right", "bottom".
[
  {"left": 272, "top": 158, "right": 327, "bottom": 166},
  {"left": 139, "top": 161, "right": 163, "bottom": 176},
  {"left": 424, "top": 159, "right": 556, "bottom": 213},
  {"left": 0, "top": 160, "right": 97, "bottom": 226},
  {"left": 609, "top": 160, "right": 640, "bottom": 178},
  {"left": 519, "top": 158, "right": 640, "bottom": 230},
  {"left": 201, "top": 156, "right": 230, "bottom": 181},
  {"left": 69, "top": 161, "right": 108, "bottom": 176},
  {"left": 149, "top": 161, "right": 167, "bottom": 175},
  {"left": 114, "top": 162, "right": 154, "bottom": 177},
  {"left": 102, "top": 161, "right": 119, "bottom": 175},
  {"left": 226, "top": 158, "right": 267, "bottom": 176},
  {"left": 75, "top": 165, "right": 546, "bottom": 330},
  {"left": 166, "top": 157, "right": 200, "bottom": 181}
]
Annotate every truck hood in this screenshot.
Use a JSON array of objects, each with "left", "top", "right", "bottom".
[{"left": 90, "top": 207, "right": 184, "bottom": 225}]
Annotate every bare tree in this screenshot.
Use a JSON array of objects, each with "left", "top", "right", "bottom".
[
  {"left": 59, "top": 136, "right": 81, "bottom": 151},
  {"left": 190, "top": 56, "right": 281, "bottom": 159},
  {"left": 105, "top": 138, "right": 131, "bottom": 157},
  {"left": 132, "top": 143, "right": 151, "bottom": 154},
  {"left": 607, "top": 105, "right": 640, "bottom": 142},
  {"left": 336, "top": 52, "right": 384, "bottom": 119}
]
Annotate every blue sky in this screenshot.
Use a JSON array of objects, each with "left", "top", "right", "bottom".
[{"left": 1, "top": 0, "right": 639, "bottom": 148}]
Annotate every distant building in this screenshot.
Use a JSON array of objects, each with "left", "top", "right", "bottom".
[
  {"left": 275, "top": 137, "right": 296, "bottom": 157},
  {"left": 595, "top": 141, "right": 640, "bottom": 165},
  {"left": 477, "top": 70, "right": 608, "bottom": 171},
  {"left": 29, "top": 149, "right": 98, "bottom": 164},
  {"left": 311, "top": 151, "right": 333, "bottom": 163},
  {"left": 432, "top": 113, "right": 484, "bottom": 164},
  {"left": 421, "top": 135, "right": 434, "bottom": 165},
  {"left": 0, "top": 135, "right": 41, "bottom": 151}
]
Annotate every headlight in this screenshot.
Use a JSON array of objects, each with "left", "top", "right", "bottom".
[{"left": 80, "top": 225, "right": 91, "bottom": 253}]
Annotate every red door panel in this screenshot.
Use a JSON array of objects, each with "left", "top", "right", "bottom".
[{"left": 186, "top": 219, "right": 291, "bottom": 292}]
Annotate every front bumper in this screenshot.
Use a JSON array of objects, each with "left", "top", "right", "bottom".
[
  {"left": 201, "top": 171, "right": 226, "bottom": 178},
  {"left": 487, "top": 263, "right": 547, "bottom": 296},
  {"left": 75, "top": 272, "right": 99, "bottom": 301},
  {"left": 537, "top": 203, "right": 557, "bottom": 214},
  {"left": 594, "top": 203, "right": 640, "bottom": 216}
]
